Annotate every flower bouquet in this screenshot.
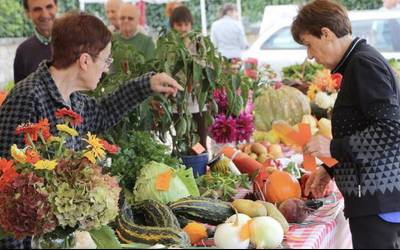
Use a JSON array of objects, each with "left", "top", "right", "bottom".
[
  {"left": 0, "top": 108, "right": 121, "bottom": 248},
  {"left": 306, "top": 69, "right": 342, "bottom": 118}
]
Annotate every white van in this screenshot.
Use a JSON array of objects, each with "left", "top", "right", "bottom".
[{"left": 243, "top": 10, "right": 400, "bottom": 75}]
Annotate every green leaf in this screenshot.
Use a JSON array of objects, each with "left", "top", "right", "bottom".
[
  {"left": 89, "top": 226, "right": 121, "bottom": 249},
  {"left": 176, "top": 167, "right": 200, "bottom": 197},
  {"left": 233, "top": 96, "right": 244, "bottom": 117},
  {"left": 232, "top": 74, "right": 240, "bottom": 90},
  {"left": 198, "top": 91, "right": 207, "bottom": 114},
  {"left": 0, "top": 227, "right": 10, "bottom": 240},
  {"left": 193, "top": 62, "right": 202, "bottom": 88}
]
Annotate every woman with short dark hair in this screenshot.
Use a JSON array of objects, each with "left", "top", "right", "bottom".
[
  {"left": 1, "top": 11, "right": 182, "bottom": 157},
  {"left": 295, "top": 0, "right": 400, "bottom": 248},
  {"left": 0, "top": 13, "right": 182, "bottom": 250},
  {"left": 0, "top": 9, "right": 182, "bottom": 190}
]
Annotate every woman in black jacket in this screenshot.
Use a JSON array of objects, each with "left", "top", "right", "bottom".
[{"left": 292, "top": 0, "right": 400, "bottom": 248}]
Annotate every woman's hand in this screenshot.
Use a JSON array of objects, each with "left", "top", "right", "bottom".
[
  {"left": 304, "top": 135, "right": 332, "bottom": 158},
  {"left": 305, "top": 167, "right": 332, "bottom": 198},
  {"left": 150, "top": 73, "right": 184, "bottom": 97}
]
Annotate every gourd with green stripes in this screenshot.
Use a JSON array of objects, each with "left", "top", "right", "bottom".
[
  {"left": 131, "top": 199, "right": 180, "bottom": 228},
  {"left": 168, "top": 196, "right": 234, "bottom": 225},
  {"left": 116, "top": 214, "right": 190, "bottom": 247}
]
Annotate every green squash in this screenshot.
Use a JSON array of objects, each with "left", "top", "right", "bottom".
[{"left": 254, "top": 85, "right": 311, "bottom": 131}]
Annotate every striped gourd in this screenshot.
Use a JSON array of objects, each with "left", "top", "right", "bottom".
[
  {"left": 169, "top": 197, "right": 234, "bottom": 225},
  {"left": 116, "top": 215, "right": 190, "bottom": 247},
  {"left": 131, "top": 200, "right": 180, "bottom": 229},
  {"left": 254, "top": 85, "right": 311, "bottom": 131}
]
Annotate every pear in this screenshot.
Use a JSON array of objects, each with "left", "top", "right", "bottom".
[{"left": 318, "top": 118, "right": 332, "bottom": 138}]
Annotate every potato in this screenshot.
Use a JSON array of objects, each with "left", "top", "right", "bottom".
[
  {"left": 232, "top": 199, "right": 268, "bottom": 218},
  {"left": 251, "top": 143, "right": 268, "bottom": 155}
]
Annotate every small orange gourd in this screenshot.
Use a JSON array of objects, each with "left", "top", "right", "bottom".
[{"left": 183, "top": 222, "right": 208, "bottom": 244}]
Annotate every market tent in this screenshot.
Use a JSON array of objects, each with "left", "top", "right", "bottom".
[{"left": 79, "top": 0, "right": 242, "bottom": 36}]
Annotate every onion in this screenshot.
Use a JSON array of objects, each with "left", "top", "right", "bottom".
[
  {"left": 214, "top": 212, "right": 250, "bottom": 249},
  {"left": 249, "top": 216, "right": 284, "bottom": 249},
  {"left": 225, "top": 213, "right": 251, "bottom": 226}
]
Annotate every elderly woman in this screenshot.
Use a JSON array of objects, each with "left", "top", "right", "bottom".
[
  {"left": 293, "top": 0, "right": 400, "bottom": 249},
  {"left": 0, "top": 12, "right": 182, "bottom": 248}
]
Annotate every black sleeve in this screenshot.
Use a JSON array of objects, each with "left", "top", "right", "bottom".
[
  {"left": 330, "top": 54, "right": 400, "bottom": 166},
  {"left": 13, "top": 46, "right": 25, "bottom": 84}
]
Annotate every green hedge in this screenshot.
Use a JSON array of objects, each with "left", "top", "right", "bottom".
[{"left": 0, "top": 0, "right": 383, "bottom": 38}]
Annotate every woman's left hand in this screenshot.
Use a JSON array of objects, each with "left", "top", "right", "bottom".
[
  {"left": 150, "top": 73, "right": 184, "bottom": 97},
  {"left": 304, "top": 135, "right": 332, "bottom": 158}
]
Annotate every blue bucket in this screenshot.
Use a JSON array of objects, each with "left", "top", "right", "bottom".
[{"left": 181, "top": 153, "right": 209, "bottom": 177}]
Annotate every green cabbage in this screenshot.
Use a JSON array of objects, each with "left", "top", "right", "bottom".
[{"left": 133, "top": 161, "right": 199, "bottom": 204}]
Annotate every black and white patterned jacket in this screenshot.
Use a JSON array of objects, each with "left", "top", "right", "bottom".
[
  {"left": 329, "top": 38, "right": 400, "bottom": 218},
  {"left": 0, "top": 60, "right": 154, "bottom": 157}
]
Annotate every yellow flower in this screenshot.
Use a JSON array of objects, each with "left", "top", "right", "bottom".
[
  {"left": 84, "top": 151, "right": 96, "bottom": 164},
  {"left": 48, "top": 136, "right": 62, "bottom": 143},
  {"left": 34, "top": 160, "right": 58, "bottom": 171},
  {"left": 11, "top": 144, "right": 27, "bottom": 164},
  {"left": 56, "top": 124, "right": 79, "bottom": 137},
  {"left": 307, "top": 84, "right": 320, "bottom": 101},
  {"left": 83, "top": 133, "right": 105, "bottom": 162}
]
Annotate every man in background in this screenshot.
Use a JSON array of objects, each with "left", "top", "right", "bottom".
[
  {"left": 113, "top": 3, "right": 155, "bottom": 60},
  {"left": 210, "top": 3, "right": 248, "bottom": 60},
  {"left": 105, "top": 0, "right": 122, "bottom": 33},
  {"left": 381, "top": 0, "right": 400, "bottom": 10},
  {"left": 13, "top": 0, "right": 58, "bottom": 84}
]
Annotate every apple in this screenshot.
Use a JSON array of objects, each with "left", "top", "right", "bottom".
[{"left": 268, "top": 144, "right": 283, "bottom": 159}]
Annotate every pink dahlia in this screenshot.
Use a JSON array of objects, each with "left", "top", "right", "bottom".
[
  {"left": 213, "top": 88, "right": 228, "bottom": 113},
  {"left": 235, "top": 112, "right": 254, "bottom": 142},
  {"left": 209, "top": 114, "right": 237, "bottom": 144}
]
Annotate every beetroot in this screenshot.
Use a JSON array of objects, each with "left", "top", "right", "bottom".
[{"left": 278, "top": 198, "right": 308, "bottom": 223}]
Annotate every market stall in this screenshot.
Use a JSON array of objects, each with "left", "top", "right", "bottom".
[{"left": 0, "top": 20, "right": 357, "bottom": 250}]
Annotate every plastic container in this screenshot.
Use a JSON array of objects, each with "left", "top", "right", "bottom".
[{"left": 181, "top": 152, "right": 209, "bottom": 177}]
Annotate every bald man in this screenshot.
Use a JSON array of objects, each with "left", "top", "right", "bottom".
[
  {"left": 105, "top": 0, "right": 122, "bottom": 32},
  {"left": 113, "top": 3, "right": 155, "bottom": 60}
]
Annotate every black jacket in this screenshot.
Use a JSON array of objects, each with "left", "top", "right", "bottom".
[{"left": 329, "top": 37, "right": 400, "bottom": 218}]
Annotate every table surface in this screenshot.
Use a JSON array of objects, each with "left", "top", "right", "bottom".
[
  {"left": 196, "top": 192, "right": 353, "bottom": 249},
  {"left": 282, "top": 193, "right": 352, "bottom": 249}
]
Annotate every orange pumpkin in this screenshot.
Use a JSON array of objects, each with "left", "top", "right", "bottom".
[
  {"left": 265, "top": 170, "right": 301, "bottom": 204},
  {"left": 0, "top": 91, "right": 6, "bottom": 106}
]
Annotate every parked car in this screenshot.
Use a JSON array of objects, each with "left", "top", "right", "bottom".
[{"left": 242, "top": 10, "right": 400, "bottom": 75}]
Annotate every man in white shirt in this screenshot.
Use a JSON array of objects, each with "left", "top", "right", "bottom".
[
  {"left": 380, "top": 0, "right": 400, "bottom": 10},
  {"left": 210, "top": 4, "right": 248, "bottom": 60}
]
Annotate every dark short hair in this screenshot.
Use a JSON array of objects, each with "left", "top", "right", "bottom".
[
  {"left": 23, "top": 0, "right": 58, "bottom": 10},
  {"left": 51, "top": 11, "right": 112, "bottom": 69},
  {"left": 291, "top": 0, "right": 352, "bottom": 44},
  {"left": 169, "top": 6, "right": 193, "bottom": 28}
]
